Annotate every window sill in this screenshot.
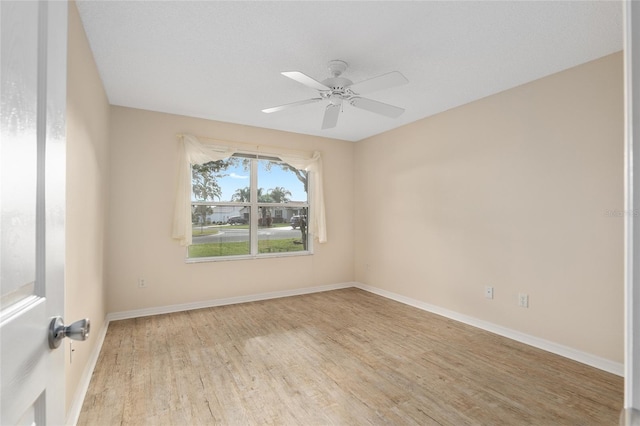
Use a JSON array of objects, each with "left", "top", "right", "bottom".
[{"left": 185, "top": 251, "right": 313, "bottom": 263}]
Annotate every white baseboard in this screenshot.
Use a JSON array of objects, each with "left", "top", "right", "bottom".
[
  {"left": 65, "top": 318, "right": 110, "bottom": 426},
  {"left": 106, "top": 282, "right": 355, "bottom": 322},
  {"left": 353, "top": 282, "right": 624, "bottom": 377}
]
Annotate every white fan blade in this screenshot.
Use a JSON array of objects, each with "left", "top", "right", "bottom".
[
  {"left": 262, "top": 98, "right": 322, "bottom": 113},
  {"left": 350, "top": 97, "right": 405, "bottom": 118},
  {"left": 349, "top": 71, "right": 408, "bottom": 95},
  {"left": 282, "top": 71, "right": 330, "bottom": 91},
  {"left": 321, "top": 104, "right": 340, "bottom": 129}
]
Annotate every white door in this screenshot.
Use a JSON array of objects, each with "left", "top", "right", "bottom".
[{"left": 1, "top": 1, "right": 68, "bottom": 424}]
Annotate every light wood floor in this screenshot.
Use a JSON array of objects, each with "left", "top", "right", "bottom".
[{"left": 78, "top": 288, "right": 623, "bottom": 425}]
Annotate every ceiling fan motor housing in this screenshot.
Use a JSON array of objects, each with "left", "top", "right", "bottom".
[
  {"left": 322, "top": 60, "right": 354, "bottom": 100},
  {"left": 320, "top": 77, "right": 354, "bottom": 97}
]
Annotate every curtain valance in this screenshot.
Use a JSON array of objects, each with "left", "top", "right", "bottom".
[{"left": 172, "top": 134, "right": 327, "bottom": 247}]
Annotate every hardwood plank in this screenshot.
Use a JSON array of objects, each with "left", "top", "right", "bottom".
[{"left": 78, "top": 288, "right": 623, "bottom": 425}]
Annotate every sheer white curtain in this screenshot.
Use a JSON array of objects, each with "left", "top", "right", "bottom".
[
  {"left": 172, "top": 134, "right": 235, "bottom": 246},
  {"left": 172, "top": 134, "right": 327, "bottom": 247},
  {"left": 277, "top": 150, "right": 327, "bottom": 244}
]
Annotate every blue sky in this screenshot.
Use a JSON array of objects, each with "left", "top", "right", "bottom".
[{"left": 213, "top": 161, "right": 307, "bottom": 203}]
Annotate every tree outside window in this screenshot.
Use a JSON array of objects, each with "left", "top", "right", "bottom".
[{"left": 189, "top": 155, "right": 309, "bottom": 259}]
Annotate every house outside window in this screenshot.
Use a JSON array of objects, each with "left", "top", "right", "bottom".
[{"left": 189, "top": 154, "right": 310, "bottom": 259}]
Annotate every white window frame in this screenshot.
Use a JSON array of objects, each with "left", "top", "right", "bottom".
[{"left": 187, "top": 154, "right": 312, "bottom": 263}]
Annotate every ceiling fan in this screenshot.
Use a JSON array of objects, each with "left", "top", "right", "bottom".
[{"left": 262, "top": 60, "right": 409, "bottom": 130}]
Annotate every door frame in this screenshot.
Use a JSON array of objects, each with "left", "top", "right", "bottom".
[{"left": 624, "top": 0, "right": 640, "bottom": 423}]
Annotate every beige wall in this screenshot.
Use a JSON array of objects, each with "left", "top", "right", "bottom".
[
  {"left": 107, "top": 107, "right": 354, "bottom": 313},
  {"left": 64, "top": 10, "right": 623, "bottom": 412},
  {"left": 65, "top": 1, "right": 110, "bottom": 413},
  {"left": 354, "top": 52, "right": 624, "bottom": 363}
]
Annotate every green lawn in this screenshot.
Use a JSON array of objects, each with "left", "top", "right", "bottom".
[{"left": 188, "top": 238, "right": 305, "bottom": 258}]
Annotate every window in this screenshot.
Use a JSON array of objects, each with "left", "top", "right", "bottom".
[
  {"left": 189, "top": 154, "right": 310, "bottom": 259},
  {"left": 172, "top": 134, "right": 326, "bottom": 254}
]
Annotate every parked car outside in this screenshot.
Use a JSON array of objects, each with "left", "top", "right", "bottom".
[
  {"left": 290, "top": 215, "right": 306, "bottom": 229},
  {"left": 227, "top": 216, "right": 248, "bottom": 225}
]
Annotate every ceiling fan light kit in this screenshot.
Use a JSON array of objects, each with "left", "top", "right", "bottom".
[{"left": 262, "top": 60, "right": 408, "bottom": 130}]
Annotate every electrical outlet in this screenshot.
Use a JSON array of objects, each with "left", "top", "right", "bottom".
[
  {"left": 485, "top": 286, "right": 494, "bottom": 299},
  {"left": 138, "top": 278, "right": 147, "bottom": 288},
  {"left": 518, "top": 293, "right": 529, "bottom": 308}
]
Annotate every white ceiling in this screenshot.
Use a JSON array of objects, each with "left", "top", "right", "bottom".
[{"left": 76, "top": 1, "right": 623, "bottom": 142}]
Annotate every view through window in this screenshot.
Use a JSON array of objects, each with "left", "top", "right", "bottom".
[{"left": 189, "top": 155, "right": 309, "bottom": 259}]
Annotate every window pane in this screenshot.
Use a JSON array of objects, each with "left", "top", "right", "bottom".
[
  {"left": 258, "top": 207, "right": 308, "bottom": 254},
  {"left": 192, "top": 158, "right": 251, "bottom": 203},
  {"left": 1, "top": 0, "right": 39, "bottom": 309},
  {"left": 189, "top": 205, "right": 251, "bottom": 258},
  {"left": 257, "top": 160, "right": 307, "bottom": 203},
  {"left": 189, "top": 156, "right": 310, "bottom": 259}
]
